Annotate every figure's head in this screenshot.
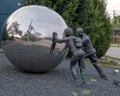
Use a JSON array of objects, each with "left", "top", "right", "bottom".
[
  {"left": 52, "top": 32, "right": 57, "bottom": 37},
  {"left": 64, "top": 27, "right": 73, "bottom": 37},
  {"left": 76, "top": 28, "right": 84, "bottom": 37}
]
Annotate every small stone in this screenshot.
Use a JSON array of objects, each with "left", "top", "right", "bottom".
[
  {"left": 90, "top": 79, "right": 97, "bottom": 82},
  {"left": 46, "top": 86, "right": 49, "bottom": 88},
  {"left": 81, "top": 90, "right": 91, "bottom": 95},
  {"left": 114, "top": 69, "right": 119, "bottom": 73},
  {"left": 72, "top": 91, "right": 78, "bottom": 96}
]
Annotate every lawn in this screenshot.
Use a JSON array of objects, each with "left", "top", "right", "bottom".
[
  {"left": 85, "top": 56, "right": 120, "bottom": 69},
  {"left": 111, "top": 43, "right": 120, "bottom": 48}
]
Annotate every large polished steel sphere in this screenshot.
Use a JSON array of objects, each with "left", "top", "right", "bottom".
[{"left": 2, "top": 5, "right": 68, "bottom": 72}]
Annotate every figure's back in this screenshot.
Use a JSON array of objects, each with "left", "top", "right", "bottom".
[{"left": 67, "top": 36, "right": 82, "bottom": 53}]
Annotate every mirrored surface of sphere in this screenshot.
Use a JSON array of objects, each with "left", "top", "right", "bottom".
[{"left": 2, "top": 5, "right": 68, "bottom": 72}]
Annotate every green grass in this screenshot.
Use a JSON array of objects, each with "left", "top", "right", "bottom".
[
  {"left": 85, "top": 58, "right": 120, "bottom": 69},
  {"left": 98, "top": 58, "right": 120, "bottom": 69},
  {"left": 111, "top": 43, "right": 120, "bottom": 48},
  {"left": 102, "top": 43, "right": 120, "bottom": 68},
  {"left": 105, "top": 55, "right": 120, "bottom": 61}
]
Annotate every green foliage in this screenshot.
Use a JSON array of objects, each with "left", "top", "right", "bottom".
[
  {"left": 113, "top": 16, "right": 120, "bottom": 25},
  {"left": 93, "top": 0, "right": 112, "bottom": 57},
  {"left": 23, "top": 0, "right": 112, "bottom": 57},
  {"left": 112, "top": 15, "right": 120, "bottom": 28},
  {"left": 75, "top": 0, "right": 112, "bottom": 57}
]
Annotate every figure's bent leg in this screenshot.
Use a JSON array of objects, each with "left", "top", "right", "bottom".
[
  {"left": 89, "top": 54, "right": 108, "bottom": 80},
  {"left": 79, "top": 57, "right": 86, "bottom": 84},
  {"left": 93, "top": 63, "right": 107, "bottom": 79}
]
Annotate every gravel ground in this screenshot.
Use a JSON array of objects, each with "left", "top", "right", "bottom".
[{"left": 0, "top": 54, "right": 120, "bottom": 96}]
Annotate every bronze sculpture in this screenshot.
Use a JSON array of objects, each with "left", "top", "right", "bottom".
[
  {"left": 52, "top": 27, "right": 86, "bottom": 84},
  {"left": 76, "top": 28, "right": 108, "bottom": 80}
]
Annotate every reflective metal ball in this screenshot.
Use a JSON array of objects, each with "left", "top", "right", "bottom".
[{"left": 2, "top": 5, "right": 68, "bottom": 72}]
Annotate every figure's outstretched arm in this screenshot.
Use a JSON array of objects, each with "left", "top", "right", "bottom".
[
  {"left": 56, "top": 37, "right": 69, "bottom": 43},
  {"left": 50, "top": 32, "right": 68, "bottom": 53},
  {"left": 59, "top": 43, "right": 68, "bottom": 55}
]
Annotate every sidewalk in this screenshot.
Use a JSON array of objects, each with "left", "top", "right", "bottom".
[
  {"left": 0, "top": 54, "right": 120, "bottom": 96},
  {"left": 105, "top": 47, "right": 120, "bottom": 64}
]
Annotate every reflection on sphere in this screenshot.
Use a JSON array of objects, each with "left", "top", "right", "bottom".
[{"left": 2, "top": 5, "right": 68, "bottom": 72}]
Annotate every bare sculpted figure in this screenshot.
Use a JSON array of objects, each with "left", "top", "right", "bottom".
[{"left": 76, "top": 28, "right": 108, "bottom": 80}]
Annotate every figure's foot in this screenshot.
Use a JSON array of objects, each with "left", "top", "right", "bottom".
[
  {"left": 71, "top": 68, "right": 78, "bottom": 80},
  {"left": 102, "top": 76, "right": 108, "bottom": 80},
  {"left": 72, "top": 74, "right": 77, "bottom": 81},
  {"left": 99, "top": 72, "right": 108, "bottom": 80},
  {"left": 82, "top": 80, "right": 86, "bottom": 85},
  {"left": 75, "top": 83, "right": 80, "bottom": 87},
  {"left": 72, "top": 79, "right": 79, "bottom": 87},
  {"left": 75, "top": 81, "right": 86, "bottom": 87}
]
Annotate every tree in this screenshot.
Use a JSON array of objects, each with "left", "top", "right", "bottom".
[
  {"left": 112, "top": 15, "right": 120, "bottom": 27},
  {"left": 92, "top": 0, "right": 112, "bottom": 57},
  {"left": 75, "top": 0, "right": 112, "bottom": 57}
]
